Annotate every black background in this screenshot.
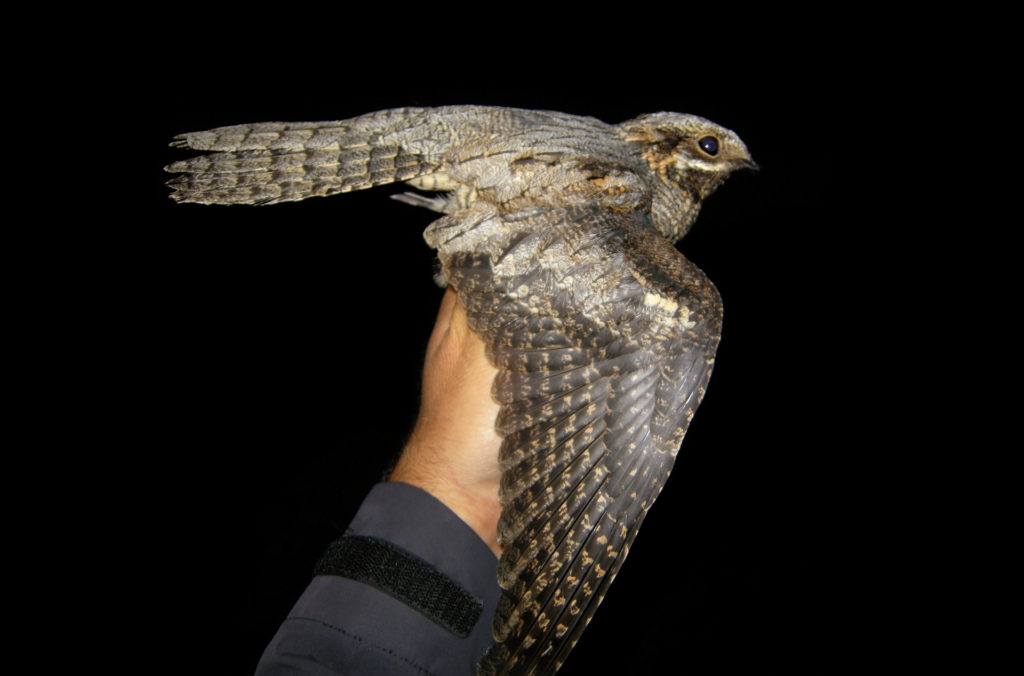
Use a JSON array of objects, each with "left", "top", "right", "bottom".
[{"left": 124, "top": 32, "right": 860, "bottom": 675}]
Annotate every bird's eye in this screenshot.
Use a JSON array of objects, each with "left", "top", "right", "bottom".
[{"left": 698, "top": 136, "right": 719, "bottom": 156}]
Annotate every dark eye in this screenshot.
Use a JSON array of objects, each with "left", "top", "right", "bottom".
[{"left": 698, "top": 136, "right": 719, "bottom": 156}]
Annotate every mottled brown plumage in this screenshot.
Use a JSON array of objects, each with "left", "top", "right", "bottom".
[{"left": 165, "top": 106, "right": 754, "bottom": 675}]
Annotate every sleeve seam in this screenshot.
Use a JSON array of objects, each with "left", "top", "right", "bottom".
[{"left": 283, "top": 615, "right": 440, "bottom": 676}]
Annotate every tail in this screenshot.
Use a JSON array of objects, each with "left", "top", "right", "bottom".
[{"left": 165, "top": 108, "right": 442, "bottom": 205}]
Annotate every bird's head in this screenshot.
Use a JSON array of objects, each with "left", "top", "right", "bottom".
[{"left": 620, "top": 112, "right": 756, "bottom": 242}]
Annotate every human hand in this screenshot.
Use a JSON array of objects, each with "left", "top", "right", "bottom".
[{"left": 389, "top": 287, "right": 504, "bottom": 557}]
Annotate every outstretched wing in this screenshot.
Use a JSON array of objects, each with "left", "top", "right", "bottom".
[{"left": 427, "top": 204, "right": 722, "bottom": 676}]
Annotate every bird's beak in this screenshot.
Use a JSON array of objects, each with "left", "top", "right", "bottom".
[{"left": 737, "top": 157, "right": 760, "bottom": 172}]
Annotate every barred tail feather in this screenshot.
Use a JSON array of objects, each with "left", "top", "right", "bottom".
[{"left": 164, "top": 110, "right": 440, "bottom": 205}]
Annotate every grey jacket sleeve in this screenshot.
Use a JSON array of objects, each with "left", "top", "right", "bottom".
[{"left": 255, "top": 482, "right": 501, "bottom": 675}]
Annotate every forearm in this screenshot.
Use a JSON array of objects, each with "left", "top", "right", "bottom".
[{"left": 255, "top": 483, "right": 502, "bottom": 675}]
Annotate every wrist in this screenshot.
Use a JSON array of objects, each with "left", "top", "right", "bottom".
[{"left": 389, "top": 445, "right": 502, "bottom": 558}]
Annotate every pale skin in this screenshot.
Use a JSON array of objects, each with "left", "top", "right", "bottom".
[{"left": 389, "top": 287, "right": 505, "bottom": 557}]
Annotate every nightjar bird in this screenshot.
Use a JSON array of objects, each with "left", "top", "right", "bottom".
[{"left": 165, "top": 106, "right": 755, "bottom": 675}]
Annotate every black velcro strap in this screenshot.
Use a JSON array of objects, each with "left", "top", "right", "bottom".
[{"left": 314, "top": 534, "right": 483, "bottom": 638}]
